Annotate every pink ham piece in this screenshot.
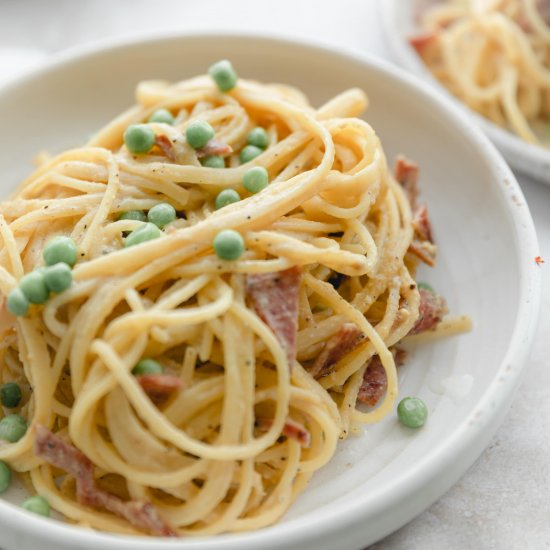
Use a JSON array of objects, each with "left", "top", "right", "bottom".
[
  {"left": 410, "top": 287, "right": 447, "bottom": 335},
  {"left": 155, "top": 135, "right": 232, "bottom": 163},
  {"left": 246, "top": 267, "right": 301, "bottom": 368},
  {"left": 195, "top": 140, "right": 233, "bottom": 159},
  {"left": 412, "top": 204, "right": 433, "bottom": 243},
  {"left": 409, "top": 31, "right": 439, "bottom": 54},
  {"left": 256, "top": 417, "right": 311, "bottom": 448},
  {"left": 357, "top": 350, "right": 406, "bottom": 407},
  {"left": 410, "top": 205, "right": 436, "bottom": 266},
  {"left": 357, "top": 356, "right": 387, "bottom": 407},
  {"left": 137, "top": 374, "right": 183, "bottom": 403},
  {"left": 155, "top": 134, "right": 178, "bottom": 161},
  {"left": 394, "top": 156, "right": 437, "bottom": 266},
  {"left": 394, "top": 156, "right": 420, "bottom": 211},
  {"left": 34, "top": 426, "right": 177, "bottom": 537},
  {"left": 308, "top": 323, "right": 365, "bottom": 379}
]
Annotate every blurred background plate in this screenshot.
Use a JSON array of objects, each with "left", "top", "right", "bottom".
[{"left": 379, "top": 0, "right": 550, "bottom": 183}]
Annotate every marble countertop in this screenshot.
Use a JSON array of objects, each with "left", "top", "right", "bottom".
[{"left": 0, "top": 0, "right": 548, "bottom": 547}]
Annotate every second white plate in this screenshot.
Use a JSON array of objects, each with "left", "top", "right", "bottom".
[{"left": 379, "top": 0, "right": 550, "bottom": 183}]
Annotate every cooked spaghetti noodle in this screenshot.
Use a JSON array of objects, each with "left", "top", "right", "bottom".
[
  {"left": 411, "top": 0, "right": 550, "bottom": 147},
  {"left": 0, "top": 67, "right": 459, "bottom": 536}
]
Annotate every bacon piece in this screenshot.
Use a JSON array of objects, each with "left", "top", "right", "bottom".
[
  {"left": 409, "top": 31, "right": 439, "bottom": 55},
  {"left": 394, "top": 156, "right": 419, "bottom": 211},
  {"left": 410, "top": 287, "right": 447, "bottom": 334},
  {"left": 308, "top": 323, "right": 365, "bottom": 379},
  {"left": 357, "top": 350, "right": 406, "bottom": 407},
  {"left": 256, "top": 417, "right": 311, "bottom": 448},
  {"left": 34, "top": 426, "right": 177, "bottom": 537},
  {"left": 412, "top": 204, "right": 433, "bottom": 243},
  {"left": 155, "top": 134, "right": 177, "bottom": 161},
  {"left": 137, "top": 374, "right": 183, "bottom": 403},
  {"left": 246, "top": 267, "right": 301, "bottom": 367},
  {"left": 408, "top": 240, "right": 437, "bottom": 267},
  {"left": 395, "top": 156, "right": 437, "bottom": 266},
  {"left": 357, "top": 356, "right": 387, "bottom": 407},
  {"left": 155, "top": 134, "right": 190, "bottom": 164},
  {"left": 195, "top": 140, "right": 233, "bottom": 159}
]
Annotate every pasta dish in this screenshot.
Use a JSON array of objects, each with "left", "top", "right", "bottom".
[
  {"left": 411, "top": 0, "right": 550, "bottom": 148},
  {"left": 0, "top": 61, "right": 468, "bottom": 536}
]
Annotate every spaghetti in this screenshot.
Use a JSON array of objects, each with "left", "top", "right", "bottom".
[
  {"left": 0, "top": 65, "right": 462, "bottom": 536},
  {"left": 411, "top": 0, "right": 550, "bottom": 147}
]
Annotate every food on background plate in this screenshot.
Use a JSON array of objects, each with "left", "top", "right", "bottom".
[
  {"left": 411, "top": 0, "right": 550, "bottom": 148},
  {"left": 0, "top": 60, "right": 469, "bottom": 536}
]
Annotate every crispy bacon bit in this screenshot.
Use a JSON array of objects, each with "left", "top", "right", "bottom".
[
  {"left": 535, "top": 255, "right": 545, "bottom": 266},
  {"left": 395, "top": 156, "right": 437, "bottom": 266},
  {"left": 408, "top": 31, "right": 439, "bottom": 54},
  {"left": 410, "top": 288, "right": 447, "bottom": 335},
  {"left": 256, "top": 417, "right": 311, "bottom": 448},
  {"left": 34, "top": 426, "right": 177, "bottom": 537},
  {"left": 155, "top": 134, "right": 177, "bottom": 161},
  {"left": 308, "top": 323, "right": 364, "bottom": 379},
  {"left": 412, "top": 205, "right": 433, "bottom": 243},
  {"left": 357, "top": 356, "right": 387, "bottom": 407},
  {"left": 408, "top": 240, "right": 437, "bottom": 267},
  {"left": 195, "top": 140, "right": 233, "bottom": 159},
  {"left": 137, "top": 374, "right": 183, "bottom": 403},
  {"left": 394, "top": 156, "right": 420, "bottom": 211},
  {"left": 357, "top": 350, "right": 406, "bottom": 407},
  {"left": 246, "top": 267, "right": 301, "bottom": 368}
]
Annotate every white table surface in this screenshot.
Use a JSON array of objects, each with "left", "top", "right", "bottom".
[{"left": 0, "top": 0, "right": 548, "bottom": 548}]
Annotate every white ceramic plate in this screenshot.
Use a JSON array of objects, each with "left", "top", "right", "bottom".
[
  {"left": 379, "top": 0, "right": 550, "bottom": 183},
  {"left": 0, "top": 32, "right": 541, "bottom": 550}
]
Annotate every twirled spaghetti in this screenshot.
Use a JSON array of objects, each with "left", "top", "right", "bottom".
[
  {"left": 0, "top": 66, "right": 462, "bottom": 536},
  {"left": 411, "top": 0, "right": 550, "bottom": 147}
]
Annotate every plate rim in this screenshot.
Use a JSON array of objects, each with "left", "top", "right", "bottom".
[{"left": 0, "top": 29, "right": 542, "bottom": 549}]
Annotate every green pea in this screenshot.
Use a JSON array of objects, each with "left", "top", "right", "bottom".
[
  {"left": 148, "top": 108, "right": 174, "bottom": 125},
  {"left": 124, "top": 123, "right": 156, "bottom": 154},
  {"left": 243, "top": 166, "right": 269, "bottom": 194},
  {"left": 0, "top": 383, "right": 22, "bottom": 408},
  {"left": 22, "top": 495, "right": 50, "bottom": 517},
  {"left": 213, "top": 229, "right": 245, "bottom": 261},
  {"left": 186, "top": 120, "right": 215, "bottom": 149},
  {"left": 240, "top": 145, "right": 263, "bottom": 164},
  {"left": 19, "top": 271, "right": 49, "bottom": 305},
  {"left": 132, "top": 358, "right": 163, "bottom": 376},
  {"left": 124, "top": 222, "right": 161, "bottom": 248},
  {"left": 0, "top": 414, "right": 28, "bottom": 442},
  {"left": 6, "top": 288, "right": 29, "bottom": 317},
  {"left": 201, "top": 155, "right": 225, "bottom": 169},
  {"left": 397, "top": 397, "right": 428, "bottom": 429},
  {"left": 43, "top": 236, "right": 77, "bottom": 267},
  {"left": 208, "top": 59, "right": 238, "bottom": 92},
  {"left": 147, "top": 203, "right": 176, "bottom": 229},
  {"left": 417, "top": 282, "right": 434, "bottom": 292},
  {"left": 247, "top": 127, "right": 269, "bottom": 150},
  {"left": 215, "top": 189, "right": 240, "bottom": 210},
  {"left": 43, "top": 263, "right": 72, "bottom": 294},
  {"left": 118, "top": 210, "right": 147, "bottom": 222},
  {"left": 0, "top": 461, "right": 11, "bottom": 494}
]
